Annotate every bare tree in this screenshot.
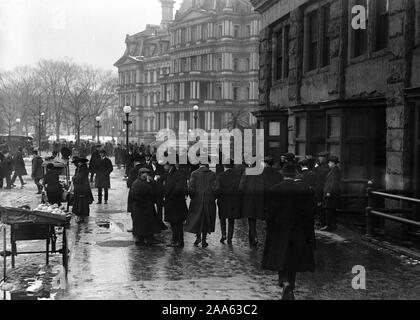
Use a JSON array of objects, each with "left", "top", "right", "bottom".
[
  {"left": 83, "top": 67, "right": 118, "bottom": 140},
  {"left": 36, "top": 59, "right": 73, "bottom": 140}
]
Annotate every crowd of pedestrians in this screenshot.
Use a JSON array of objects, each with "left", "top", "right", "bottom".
[{"left": 1, "top": 137, "right": 343, "bottom": 300}]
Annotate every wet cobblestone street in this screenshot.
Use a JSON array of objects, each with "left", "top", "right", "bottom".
[{"left": 2, "top": 158, "right": 420, "bottom": 300}]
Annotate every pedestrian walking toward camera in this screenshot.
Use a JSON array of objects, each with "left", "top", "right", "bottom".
[
  {"left": 11, "top": 146, "right": 27, "bottom": 188},
  {"left": 31, "top": 150, "right": 44, "bottom": 194},
  {"left": 216, "top": 161, "right": 242, "bottom": 244},
  {"left": 128, "top": 167, "right": 162, "bottom": 246},
  {"left": 71, "top": 157, "right": 94, "bottom": 223},
  {"left": 185, "top": 163, "right": 219, "bottom": 248},
  {"left": 95, "top": 149, "right": 113, "bottom": 204},
  {"left": 163, "top": 160, "right": 188, "bottom": 248},
  {"left": 262, "top": 164, "right": 316, "bottom": 300},
  {"left": 321, "top": 156, "right": 342, "bottom": 232}
]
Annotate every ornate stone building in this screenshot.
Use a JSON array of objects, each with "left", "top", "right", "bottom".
[
  {"left": 251, "top": 0, "right": 420, "bottom": 204},
  {"left": 115, "top": 0, "right": 261, "bottom": 145},
  {"left": 157, "top": 0, "right": 261, "bottom": 132},
  {"left": 114, "top": 1, "right": 173, "bottom": 144}
]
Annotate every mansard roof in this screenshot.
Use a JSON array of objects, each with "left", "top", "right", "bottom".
[{"left": 175, "top": 0, "right": 253, "bottom": 21}]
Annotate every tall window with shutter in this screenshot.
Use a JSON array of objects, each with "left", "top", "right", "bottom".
[
  {"left": 275, "top": 29, "right": 283, "bottom": 80},
  {"left": 308, "top": 10, "right": 319, "bottom": 71},
  {"left": 321, "top": 5, "right": 331, "bottom": 67},
  {"left": 375, "top": 0, "right": 389, "bottom": 51}
]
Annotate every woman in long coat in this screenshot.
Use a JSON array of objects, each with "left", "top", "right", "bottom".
[
  {"left": 262, "top": 165, "right": 316, "bottom": 300},
  {"left": 216, "top": 162, "right": 242, "bottom": 244},
  {"left": 164, "top": 162, "right": 188, "bottom": 247},
  {"left": 71, "top": 157, "right": 94, "bottom": 223},
  {"left": 184, "top": 164, "right": 219, "bottom": 248},
  {"left": 128, "top": 168, "right": 161, "bottom": 245},
  {"left": 238, "top": 166, "right": 265, "bottom": 247}
]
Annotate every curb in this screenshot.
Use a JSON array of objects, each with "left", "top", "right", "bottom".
[{"left": 362, "top": 235, "right": 420, "bottom": 260}]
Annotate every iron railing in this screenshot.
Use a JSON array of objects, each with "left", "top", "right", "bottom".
[{"left": 366, "top": 185, "right": 420, "bottom": 236}]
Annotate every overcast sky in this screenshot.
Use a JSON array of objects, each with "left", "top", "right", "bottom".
[{"left": 0, "top": 0, "right": 182, "bottom": 72}]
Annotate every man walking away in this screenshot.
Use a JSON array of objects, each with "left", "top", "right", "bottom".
[
  {"left": 262, "top": 164, "right": 316, "bottom": 300},
  {"left": 185, "top": 162, "right": 219, "bottom": 248},
  {"left": 216, "top": 161, "right": 242, "bottom": 244},
  {"left": 163, "top": 160, "right": 188, "bottom": 248},
  {"left": 321, "top": 156, "right": 342, "bottom": 232},
  {"left": 95, "top": 149, "right": 113, "bottom": 204},
  {"left": 11, "top": 146, "right": 27, "bottom": 188},
  {"left": 31, "top": 150, "right": 44, "bottom": 194}
]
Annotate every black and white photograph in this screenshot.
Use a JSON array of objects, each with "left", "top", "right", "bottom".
[{"left": 1, "top": 0, "right": 420, "bottom": 306}]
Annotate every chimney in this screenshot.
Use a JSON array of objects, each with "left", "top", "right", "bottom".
[{"left": 160, "top": 0, "right": 175, "bottom": 27}]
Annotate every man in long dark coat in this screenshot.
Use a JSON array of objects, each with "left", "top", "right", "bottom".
[
  {"left": 262, "top": 156, "right": 283, "bottom": 218},
  {"left": 11, "top": 146, "right": 27, "bottom": 187},
  {"left": 314, "top": 152, "right": 330, "bottom": 227},
  {"left": 126, "top": 154, "right": 146, "bottom": 233},
  {"left": 148, "top": 155, "right": 167, "bottom": 230},
  {"left": 31, "top": 150, "right": 44, "bottom": 194},
  {"left": 163, "top": 161, "right": 188, "bottom": 248},
  {"left": 321, "top": 156, "right": 342, "bottom": 232},
  {"left": 128, "top": 167, "right": 162, "bottom": 245},
  {"left": 185, "top": 163, "right": 219, "bottom": 248},
  {"left": 95, "top": 149, "right": 113, "bottom": 204},
  {"left": 238, "top": 164, "right": 265, "bottom": 248},
  {"left": 0, "top": 148, "right": 13, "bottom": 189},
  {"left": 262, "top": 164, "right": 316, "bottom": 300},
  {"left": 89, "top": 145, "right": 101, "bottom": 183},
  {"left": 216, "top": 161, "right": 242, "bottom": 244},
  {"left": 71, "top": 157, "right": 94, "bottom": 223}
]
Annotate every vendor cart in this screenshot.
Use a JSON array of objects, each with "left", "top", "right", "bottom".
[{"left": 0, "top": 206, "right": 71, "bottom": 279}]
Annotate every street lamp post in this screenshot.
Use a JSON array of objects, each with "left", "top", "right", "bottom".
[
  {"left": 39, "top": 112, "right": 45, "bottom": 155},
  {"left": 95, "top": 116, "right": 102, "bottom": 144},
  {"left": 193, "top": 105, "right": 199, "bottom": 129},
  {"left": 123, "top": 106, "right": 132, "bottom": 148}
]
